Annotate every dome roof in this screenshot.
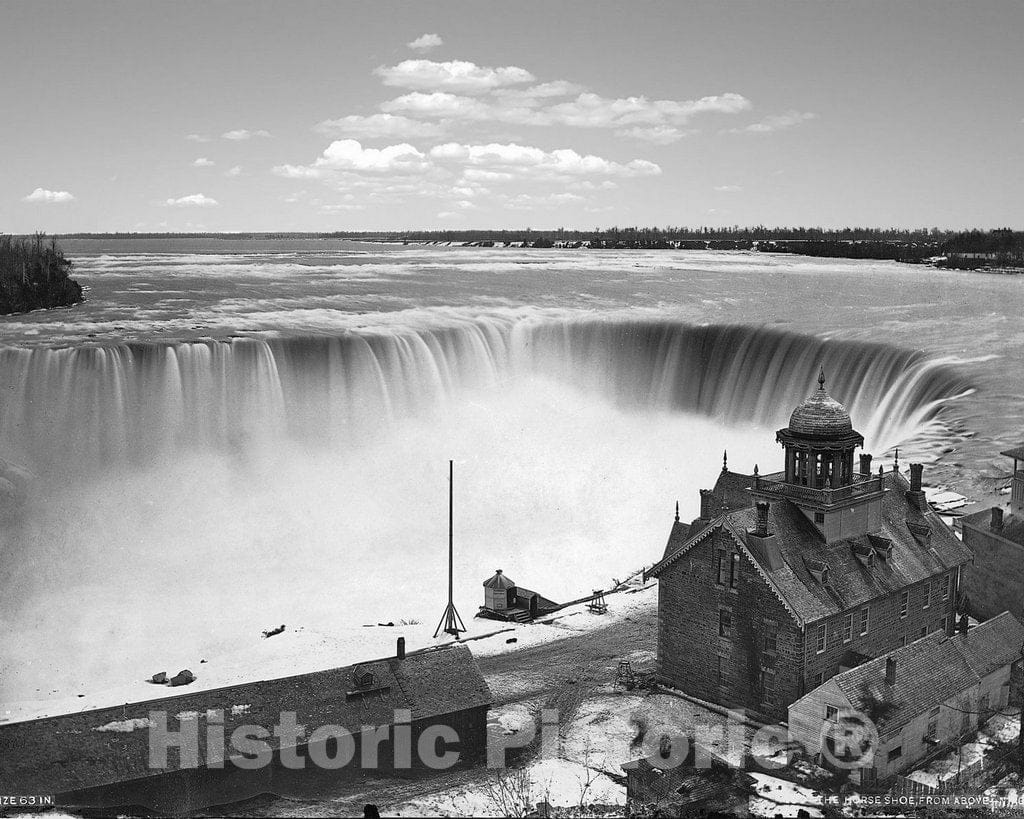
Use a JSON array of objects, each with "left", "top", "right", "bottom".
[
  {"left": 787, "top": 369, "right": 854, "bottom": 438},
  {"left": 483, "top": 569, "right": 515, "bottom": 590}
]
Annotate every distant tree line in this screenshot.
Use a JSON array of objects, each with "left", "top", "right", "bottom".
[
  {"left": 0, "top": 234, "right": 84, "bottom": 315},
  {"left": 55, "top": 227, "right": 1024, "bottom": 269},
  {"left": 937, "top": 228, "right": 1024, "bottom": 269}
]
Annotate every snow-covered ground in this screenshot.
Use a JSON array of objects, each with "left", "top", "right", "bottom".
[
  {"left": 0, "top": 576, "right": 658, "bottom": 724},
  {"left": 906, "top": 711, "right": 1020, "bottom": 789}
]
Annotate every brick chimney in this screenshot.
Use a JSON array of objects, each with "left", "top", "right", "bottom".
[
  {"left": 885, "top": 657, "right": 896, "bottom": 687},
  {"left": 747, "top": 502, "right": 784, "bottom": 571},
  {"left": 699, "top": 488, "right": 714, "bottom": 521},
  {"left": 958, "top": 614, "right": 969, "bottom": 636},
  {"left": 397, "top": 637, "right": 406, "bottom": 660},
  {"left": 905, "top": 463, "right": 927, "bottom": 510},
  {"left": 859, "top": 453, "right": 873, "bottom": 476},
  {"left": 755, "top": 501, "right": 770, "bottom": 536},
  {"left": 991, "top": 507, "right": 1004, "bottom": 531}
]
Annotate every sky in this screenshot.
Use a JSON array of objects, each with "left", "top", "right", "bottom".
[{"left": 1, "top": 0, "right": 1022, "bottom": 233}]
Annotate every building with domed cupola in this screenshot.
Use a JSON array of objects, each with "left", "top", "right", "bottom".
[{"left": 646, "top": 369, "right": 974, "bottom": 722}]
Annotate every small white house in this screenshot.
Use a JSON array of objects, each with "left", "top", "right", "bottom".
[{"left": 788, "top": 612, "right": 1023, "bottom": 786}]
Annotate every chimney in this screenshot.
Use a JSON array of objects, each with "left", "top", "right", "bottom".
[
  {"left": 397, "top": 637, "right": 406, "bottom": 660},
  {"left": 885, "top": 657, "right": 896, "bottom": 687},
  {"left": 658, "top": 734, "right": 672, "bottom": 760},
  {"left": 859, "top": 453, "right": 873, "bottom": 476},
  {"left": 992, "top": 507, "right": 1004, "bottom": 530},
  {"left": 755, "top": 501, "right": 770, "bottom": 537},
  {"left": 905, "top": 463, "right": 927, "bottom": 510},
  {"left": 958, "top": 614, "right": 969, "bottom": 636},
  {"left": 747, "top": 502, "right": 784, "bottom": 571},
  {"left": 699, "top": 488, "right": 714, "bottom": 520}
]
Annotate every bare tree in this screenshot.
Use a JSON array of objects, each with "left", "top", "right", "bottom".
[{"left": 483, "top": 766, "right": 534, "bottom": 818}]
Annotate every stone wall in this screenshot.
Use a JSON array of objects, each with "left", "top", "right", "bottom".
[{"left": 962, "top": 521, "right": 1024, "bottom": 623}]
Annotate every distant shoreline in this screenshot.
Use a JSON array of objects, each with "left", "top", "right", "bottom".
[{"left": 52, "top": 232, "right": 1024, "bottom": 274}]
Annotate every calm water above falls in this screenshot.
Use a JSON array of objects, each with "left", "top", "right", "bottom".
[{"left": 0, "top": 240, "right": 1020, "bottom": 707}]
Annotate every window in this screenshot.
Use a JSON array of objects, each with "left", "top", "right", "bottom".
[
  {"left": 825, "top": 704, "right": 839, "bottom": 722},
  {"left": 942, "top": 573, "right": 952, "bottom": 601},
  {"left": 764, "top": 624, "right": 778, "bottom": 653},
  {"left": 941, "top": 615, "right": 949, "bottom": 635},
  {"left": 813, "top": 672, "right": 824, "bottom": 687},
  {"left": 888, "top": 746, "right": 903, "bottom": 762},
  {"left": 899, "top": 590, "right": 909, "bottom": 619},
  {"left": 719, "top": 608, "right": 732, "bottom": 637},
  {"left": 919, "top": 626, "right": 927, "bottom": 639},
  {"left": 816, "top": 623, "right": 827, "bottom": 654},
  {"left": 730, "top": 552, "right": 740, "bottom": 588},
  {"left": 843, "top": 613, "right": 854, "bottom": 643},
  {"left": 900, "top": 635, "right": 908, "bottom": 647},
  {"left": 980, "top": 693, "right": 991, "bottom": 716},
  {"left": 925, "top": 705, "right": 940, "bottom": 743},
  {"left": 716, "top": 550, "right": 727, "bottom": 585},
  {"left": 923, "top": 582, "right": 932, "bottom": 610},
  {"left": 860, "top": 606, "right": 870, "bottom": 636},
  {"left": 814, "top": 511, "right": 825, "bottom": 524},
  {"left": 762, "top": 669, "right": 776, "bottom": 704},
  {"left": 717, "top": 655, "right": 725, "bottom": 684}
]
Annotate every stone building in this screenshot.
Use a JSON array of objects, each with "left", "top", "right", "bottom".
[
  {"left": 960, "top": 443, "right": 1024, "bottom": 623},
  {"left": 646, "top": 370, "right": 973, "bottom": 722}
]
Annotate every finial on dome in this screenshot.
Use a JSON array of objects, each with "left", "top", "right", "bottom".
[
  {"left": 675, "top": 501, "right": 680, "bottom": 523},
  {"left": 894, "top": 447, "right": 899, "bottom": 469},
  {"left": 818, "top": 366, "right": 826, "bottom": 390},
  {"left": 753, "top": 463, "right": 759, "bottom": 476},
  {"left": 722, "top": 450, "right": 728, "bottom": 472}
]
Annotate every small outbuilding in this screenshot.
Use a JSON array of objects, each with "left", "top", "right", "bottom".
[{"left": 480, "top": 569, "right": 558, "bottom": 622}]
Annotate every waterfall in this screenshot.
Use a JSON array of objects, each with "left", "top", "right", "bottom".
[{"left": 0, "top": 317, "right": 972, "bottom": 478}]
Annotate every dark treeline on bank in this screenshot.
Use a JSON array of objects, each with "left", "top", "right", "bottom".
[
  {"left": 0, "top": 234, "right": 84, "bottom": 315},
  {"left": 56, "top": 226, "right": 1024, "bottom": 270}
]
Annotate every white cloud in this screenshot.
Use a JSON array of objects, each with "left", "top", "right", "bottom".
[
  {"left": 222, "top": 129, "right": 272, "bottom": 140},
  {"left": 380, "top": 86, "right": 748, "bottom": 142},
  {"left": 164, "top": 193, "right": 219, "bottom": 207},
  {"left": 192, "top": 157, "right": 215, "bottom": 167},
  {"left": 381, "top": 92, "right": 493, "bottom": 120},
  {"left": 314, "top": 113, "right": 445, "bottom": 139},
  {"left": 185, "top": 133, "right": 211, "bottom": 142},
  {"left": 375, "top": 59, "right": 535, "bottom": 93},
  {"left": 273, "top": 139, "right": 431, "bottom": 180},
  {"left": 726, "top": 110, "right": 817, "bottom": 134},
  {"left": 431, "top": 141, "right": 662, "bottom": 179},
  {"left": 225, "top": 165, "right": 243, "bottom": 177},
  {"left": 617, "top": 125, "right": 694, "bottom": 144},
  {"left": 23, "top": 187, "right": 75, "bottom": 203},
  {"left": 714, "top": 184, "right": 743, "bottom": 192},
  {"left": 505, "top": 192, "right": 586, "bottom": 210},
  {"left": 407, "top": 33, "right": 443, "bottom": 51},
  {"left": 545, "top": 91, "right": 750, "bottom": 129}
]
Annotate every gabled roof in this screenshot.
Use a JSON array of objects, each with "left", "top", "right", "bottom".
[
  {"left": 662, "top": 519, "right": 692, "bottom": 559},
  {"left": 823, "top": 613, "right": 1024, "bottom": 735},
  {"left": 0, "top": 643, "right": 491, "bottom": 796},
  {"left": 649, "top": 471, "right": 973, "bottom": 624},
  {"left": 694, "top": 469, "right": 755, "bottom": 524}
]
